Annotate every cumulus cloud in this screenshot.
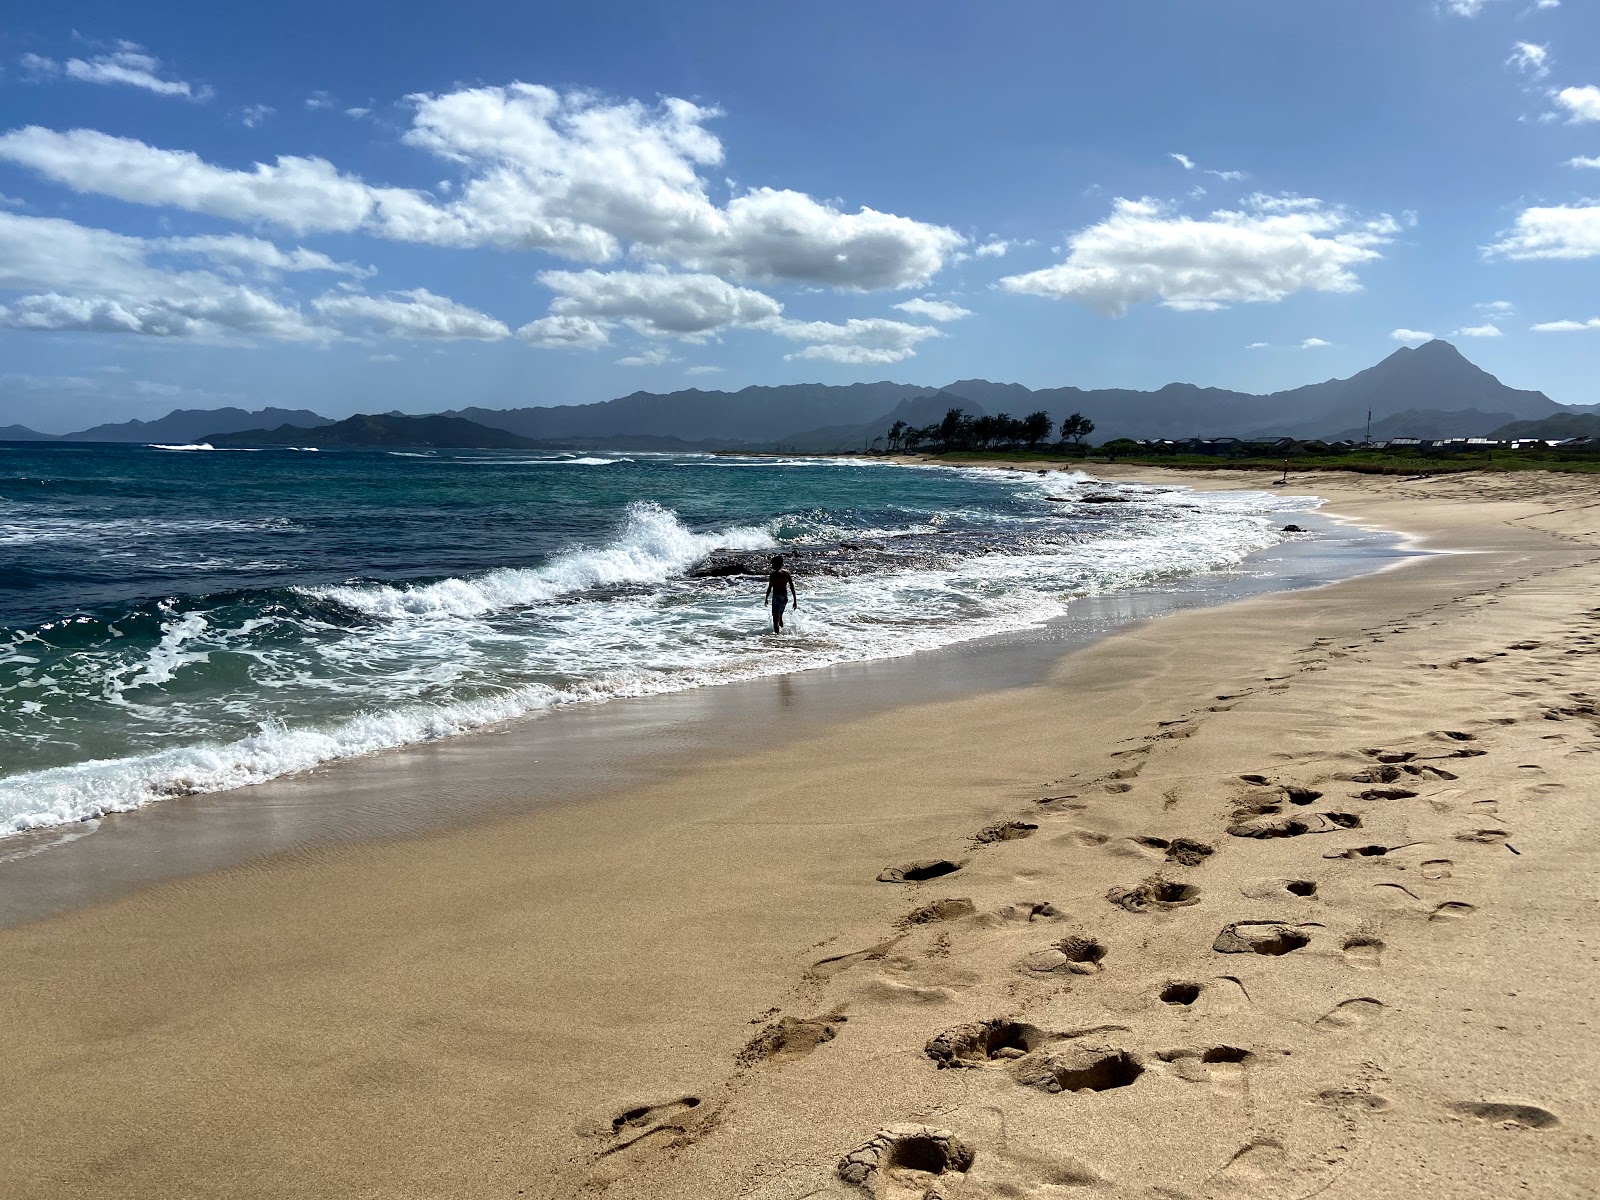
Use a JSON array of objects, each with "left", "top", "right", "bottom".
[
  {"left": 538, "top": 268, "right": 780, "bottom": 337},
  {"left": 1454, "top": 323, "right": 1503, "bottom": 336},
  {"left": 973, "top": 239, "right": 1011, "bottom": 257},
  {"left": 0, "top": 82, "right": 963, "bottom": 290},
  {"left": 0, "top": 210, "right": 505, "bottom": 344},
  {"left": 516, "top": 314, "right": 611, "bottom": 347},
  {"left": 1508, "top": 42, "right": 1550, "bottom": 79},
  {"left": 764, "top": 316, "right": 943, "bottom": 364},
  {"left": 1530, "top": 316, "right": 1600, "bottom": 331},
  {"left": 239, "top": 105, "right": 275, "bottom": 128},
  {"left": 21, "top": 44, "right": 207, "bottom": 100},
  {"left": 312, "top": 288, "right": 509, "bottom": 340},
  {"left": 1390, "top": 328, "right": 1434, "bottom": 341},
  {"left": 1555, "top": 86, "right": 1600, "bottom": 122},
  {"left": 1569, "top": 156, "right": 1600, "bottom": 168},
  {"left": 998, "top": 195, "right": 1395, "bottom": 315},
  {"left": 1487, "top": 203, "right": 1600, "bottom": 258},
  {"left": 892, "top": 297, "right": 973, "bottom": 321},
  {"left": 1301, "top": 337, "right": 1331, "bottom": 348}
]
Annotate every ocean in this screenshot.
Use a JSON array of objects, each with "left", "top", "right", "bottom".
[{"left": 0, "top": 443, "right": 1322, "bottom": 838}]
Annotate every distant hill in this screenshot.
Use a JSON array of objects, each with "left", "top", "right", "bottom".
[
  {"left": 778, "top": 390, "right": 988, "bottom": 451},
  {"left": 1491, "top": 412, "right": 1600, "bottom": 440},
  {"left": 61, "top": 407, "right": 337, "bottom": 443},
  {"left": 449, "top": 382, "right": 932, "bottom": 445},
  {"left": 208, "top": 414, "right": 544, "bottom": 449},
  {"left": 1329, "top": 408, "right": 1519, "bottom": 442},
  {"left": 0, "top": 424, "right": 54, "bottom": 441}
]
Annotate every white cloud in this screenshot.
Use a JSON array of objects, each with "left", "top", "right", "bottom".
[
  {"left": 239, "top": 105, "right": 274, "bottom": 128},
  {"left": 685, "top": 365, "right": 722, "bottom": 374},
  {"left": 1507, "top": 42, "right": 1550, "bottom": 79},
  {"left": 157, "top": 234, "right": 370, "bottom": 277},
  {"left": 764, "top": 316, "right": 942, "bottom": 364},
  {"left": 1530, "top": 317, "right": 1600, "bottom": 331},
  {"left": 311, "top": 288, "right": 509, "bottom": 340},
  {"left": 1170, "top": 153, "right": 1195, "bottom": 170},
  {"left": 345, "top": 107, "right": 371, "bottom": 119},
  {"left": 892, "top": 297, "right": 973, "bottom": 321},
  {"left": 973, "top": 239, "right": 1010, "bottom": 257},
  {"left": 1454, "top": 323, "right": 1503, "bottom": 336},
  {"left": 1487, "top": 203, "right": 1600, "bottom": 258},
  {"left": 1568, "top": 155, "right": 1600, "bottom": 168},
  {"left": 21, "top": 45, "right": 206, "bottom": 100},
  {"left": 538, "top": 268, "right": 780, "bottom": 337},
  {"left": 1390, "top": 328, "right": 1434, "bottom": 341},
  {"left": 615, "top": 345, "right": 677, "bottom": 367},
  {"left": 516, "top": 314, "right": 611, "bottom": 347},
  {"left": 1439, "top": 0, "right": 1492, "bottom": 14},
  {"left": 1207, "top": 169, "right": 1247, "bottom": 182},
  {"left": 1555, "top": 86, "right": 1600, "bottom": 122},
  {"left": 1245, "top": 341, "right": 1269, "bottom": 349},
  {"left": 1479, "top": 299, "right": 1515, "bottom": 313},
  {"left": 998, "top": 195, "right": 1395, "bottom": 315},
  {"left": 370, "top": 352, "right": 400, "bottom": 361},
  {"left": 305, "top": 91, "right": 333, "bottom": 111},
  {"left": 0, "top": 82, "right": 963, "bottom": 289},
  {"left": 1301, "top": 337, "right": 1331, "bottom": 348}
]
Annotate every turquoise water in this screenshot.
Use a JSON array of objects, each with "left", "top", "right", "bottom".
[{"left": 0, "top": 443, "right": 1316, "bottom": 834}]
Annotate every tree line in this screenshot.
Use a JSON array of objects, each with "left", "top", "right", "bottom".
[{"left": 885, "top": 408, "right": 1095, "bottom": 453}]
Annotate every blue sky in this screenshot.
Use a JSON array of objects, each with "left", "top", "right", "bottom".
[{"left": 2, "top": 0, "right": 1598, "bottom": 431}]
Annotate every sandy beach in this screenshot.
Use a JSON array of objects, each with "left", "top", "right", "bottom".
[{"left": 3, "top": 465, "right": 1598, "bottom": 1199}]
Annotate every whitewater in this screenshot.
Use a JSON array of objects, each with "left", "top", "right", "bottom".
[{"left": 0, "top": 446, "right": 1322, "bottom": 836}]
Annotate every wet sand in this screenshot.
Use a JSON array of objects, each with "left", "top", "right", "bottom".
[{"left": 2, "top": 467, "right": 1598, "bottom": 1199}]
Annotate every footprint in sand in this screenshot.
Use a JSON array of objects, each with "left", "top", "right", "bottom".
[
  {"left": 1213, "top": 922, "right": 1313, "bottom": 956},
  {"left": 1229, "top": 811, "right": 1359, "bottom": 838},
  {"left": 897, "top": 898, "right": 977, "bottom": 928},
  {"left": 1342, "top": 936, "right": 1385, "bottom": 968},
  {"left": 924, "top": 1018, "right": 1058, "bottom": 1068},
  {"left": 1429, "top": 901, "right": 1477, "bottom": 921},
  {"left": 1455, "top": 828, "right": 1511, "bottom": 845},
  {"left": 837, "top": 1125, "right": 976, "bottom": 1197},
  {"left": 1124, "top": 835, "right": 1215, "bottom": 865},
  {"left": 1022, "top": 934, "right": 1108, "bottom": 975},
  {"left": 973, "top": 899, "right": 1063, "bottom": 927},
  {"left": 580, "top": 1094, "right": 718, "bottom": 1173},
  {"left": 809, "top": 938, "right": 901, "bottom": 979},
  {"left": 1314, "top": 998, "right": 1386, "bottom": 1030},
  {"left": 1105, "top": 876, "right": 1201, "bottom": 913},
  {"left": 1359, "top": 787, "right": 1419, "bottom": 801},
  {"left": 878, "top": 859, "right": 965, "bottom": 883},
  {"left": 1013, "top": 1043, "right": 1145, "bottom": 1094},
  {"left": 1161, "top": 981, "right": 1203, "bottom": 1006},
  {"left": 1317, "top": 1088, "right": 1393, "bottom": 1113},
  {"left": 737, "top": 1010, "right": 847, "bottom": 1066},
  {"left": 1241, "top": 878, "right": 1319, "bottom": 899},
  {"left": 1448, "top": 1101, "right": 1560, "bottom": 1129},
  {"left": 971, "top": 820, "right": 1037, "bottom": 845},
  {"left": 1420, "top": 859, "right": 1453, "bottom": 879}
]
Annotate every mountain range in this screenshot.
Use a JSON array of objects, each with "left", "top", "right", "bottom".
[{"left": 3, "top": 341, "right": 1592, "bottom": 450}]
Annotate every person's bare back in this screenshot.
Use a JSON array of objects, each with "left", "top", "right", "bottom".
[{"left": 761, "top": 554, "right": 798, "bottom": 633}]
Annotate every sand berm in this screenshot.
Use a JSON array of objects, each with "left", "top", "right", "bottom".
[{"left": 2, "top": 465, "right": 1597, "bottom": 1198}]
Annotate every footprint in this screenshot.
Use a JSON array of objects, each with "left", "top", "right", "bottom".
[
  {"left": 1105, "top": 876, "right": 1201, "bottom": 913},
  {"left": 837, "top": 1125, "right": 976, "bottom": 1196},
  {"left": 1429, "top": 901, "right": 1477, "bottom": 921},
  {"left": 1241, "top": 878, "right": 1316, "bottom": 899},
  {"left": 972, "top": 820, "right": 1037, "bottom": 845},
  {"left": 1014, "top": 1044, "right": 1145, "bottom": 1093},
  {"left": 974, "top": 899, "right": 1062, "bottom": 927},
  {"left": 878, "top": 859, "right": 965, "bottom": 883},
  {"left": 925, "top": 1019, "right": 1050, "bottom": 1067},
  {"left": 581, "top": 1094, "right": 716, "bottom": 1166},
  {"left": 1342, "top": 936, "right": 1385, "bottom": 968},
  {"left": 1420, "top": 859, "right": 1453, "bottom": 879},
  {"left": 810, "top": 938, "right": 901, "bottom": 979},
  {"left": 1229, "top": 812, "right": 1359, "bottom": 838},
  {"left": 1359, "top": 787, "right": 1419, "bottom": 801},
  {"left": 1161, "top": 981, "right": 1203, "bottom": 1005},
  {"left": 1448, "top": 1101, "right": 1559, "bottom": 1129},
  {"left": 897, "top": 898, "right": 977, "bottom": 928},
  {"left": 1315, "top": 998, "right": 1386, "bottom": 1030},
  {"left": 737, "top": 1010, "right": 847, "bottom": 1066},
  {"left": 1022, "top": 934, "right": 1108, "bottom": 975},
  {"left": 1324, "top": 844, "right": 1398, "bottom": 859},
  {"left": 1317, "top": 1088, "right": 1392, "bottom": 1112},
  {"left": 1455, "top": 829, "right": 1510, "bottom": 845},
  {"left": 1213, "top": 922, "right": 1312, "bottom": 956}
]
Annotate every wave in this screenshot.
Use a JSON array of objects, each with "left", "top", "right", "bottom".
[
  {"left": 305, "top": 501, "right": 775, "bottom": 619},
  {"left": 149, "top": 443, "right": 260, "bottom": 452}
]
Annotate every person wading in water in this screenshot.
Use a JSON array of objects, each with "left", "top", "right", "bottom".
[{"left": 762, "top": 554, "right": 799, "bottom": 634}]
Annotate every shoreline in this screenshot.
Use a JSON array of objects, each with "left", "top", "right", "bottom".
[
  {"left": 3, "top": 467, "right": 1598, "bottom": 1197},
  {"left": 0, "top": 478, "right": 1404, "bottom": 927}
]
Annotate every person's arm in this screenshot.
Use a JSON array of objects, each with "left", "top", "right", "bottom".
[
  {"left": 763, "top": 576, "right": 773, "bottom": 603},
  {"left": 788, "top": 573, "right": 799, "bottom": 605}
]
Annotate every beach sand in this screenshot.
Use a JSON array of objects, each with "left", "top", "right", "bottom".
[{"left": 2, "top": 467, "right": 1598, "bottom": 1199}]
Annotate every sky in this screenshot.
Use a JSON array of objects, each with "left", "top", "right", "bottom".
[{"left": 1, "top": 0, "right": 1598, "bottom": 432}]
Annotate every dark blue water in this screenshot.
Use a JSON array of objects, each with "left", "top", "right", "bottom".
[{"left": 0, "top": 443, "right": 1315, "bottom": 834}]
